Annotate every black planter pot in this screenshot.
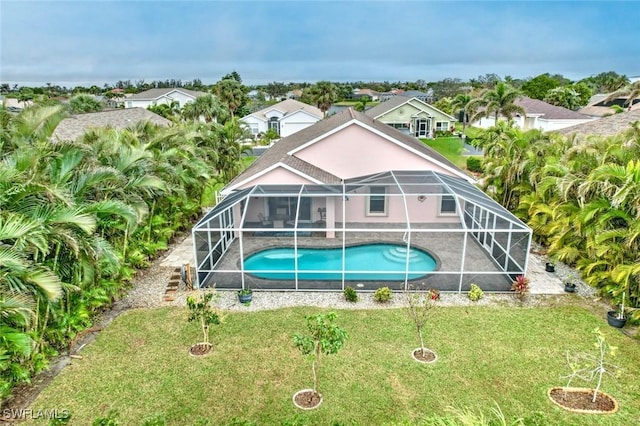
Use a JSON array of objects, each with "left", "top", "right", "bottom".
[
  {"left": 564, "top": 283, "right": 576, "bottom": 293},
  {"left": 238, "top": 293, "right": 253, "bottom": 304},
  {"left": 607, "top": 311, "right": 627, "bottom": 328},
  {"left": 545, "top": 262, "right": 555, "bottom": 273}
]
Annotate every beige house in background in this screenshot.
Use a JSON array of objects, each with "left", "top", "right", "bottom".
[{"left": 365, "top": 97, "right": 457, "bottom": 137}]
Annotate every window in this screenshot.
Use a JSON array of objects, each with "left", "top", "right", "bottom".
[
  {"left": 440, "top": 195, "right": 457, "bottom": 215},
  {"left": 249, "top": 124, "right": 259, "bottom": 135},
  {"left": 436, "top": 121, "right": 448, "bottom": 131},
  {"left": 390, "top": 122, "right": 410, "bottom": 131},
  {"left": 367, "top": 186, "right": 387, "bottom": 215}
]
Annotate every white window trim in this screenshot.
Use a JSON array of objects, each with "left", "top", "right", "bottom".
[
  {"left": 366, "top": 186, "right": 388, "bottom": 216},
  {"left": 438, "top": 194, "right": 457, "bottom": 216}
]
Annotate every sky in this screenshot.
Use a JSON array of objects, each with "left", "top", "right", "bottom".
[{"left": 1, "top": 0, "right": 639, "bottom": 87}]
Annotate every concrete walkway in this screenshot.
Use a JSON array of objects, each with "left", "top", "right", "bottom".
[{"left": 161, "top": 235, "right": 565, "bottom": 295}]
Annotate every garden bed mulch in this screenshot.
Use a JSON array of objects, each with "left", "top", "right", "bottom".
[{"left": 548, "top": 387, "right": 618, "bottom": 414}]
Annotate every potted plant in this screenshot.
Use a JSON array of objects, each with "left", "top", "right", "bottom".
[
  {"left": 545, "top": 261, "right": 556, "bottom": 273},
  {"left": 237, "top": 288, "right": 253, "bottom": 304},
  {"left": 564, "top": 273, "right": 577, "bottom": 293},
  {"left": 607, "top": 293, "right": 627, "bottom": 328}
]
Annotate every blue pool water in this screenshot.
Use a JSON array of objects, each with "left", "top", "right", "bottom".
[{"left": 243, "top": 243, "right": 437, "bottom": 280}]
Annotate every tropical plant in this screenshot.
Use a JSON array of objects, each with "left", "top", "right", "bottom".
[
  {"left": 182, "top": 94, "right": 227, "bottom": 123},
  {"left": 602, "top": 80, "right": 640, "bottom": 109},
  {"left": 310, "top": 81, "right": 338, "bottom": 117},
  {"left": 0, "top": 104, "right": 224, "bottom": 396},
  {"left": 215, "top": 78, "right": 246, "bottom": 118},
  {"left": 293, "top": 312, "right": 347, "bottom": 396},
  {"left": 511, "top": 275, "right": 530, "bottom": 300},
  {"left": 68, "top": 94, "right": 103, "bottom": 113},
  {"left": 468, "top": 82, "right": 525, "bottom": 124},
  {"left": 450, "top": 93, "right": 472, "bottom": 132}
]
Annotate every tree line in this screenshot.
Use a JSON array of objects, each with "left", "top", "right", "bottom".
[
  {"left": 0, "top": 102, "right": 248, "bottom": 400},
  {"left": 473, "top": 121, "right": 640, "bottom": 321}
]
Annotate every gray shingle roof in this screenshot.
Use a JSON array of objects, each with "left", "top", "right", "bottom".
[
  {"left": 244, "top": 99, "right": 322, "bottom": 121},
  {"left": 555, "top": 109, "right": 640, "bottom": 137},
  {"left": 126, "top": 88, "right": 207, "bottom": 100},
  {"left": 364, "top": 96, "right": 412, "bottom": 118},
  {"left": 225, "top": 108, "right": 466, "bottom": 191},
  {"left": 52, "top": 108, "right": 172, "bottom": 141},
  {"left": 365, "top": 96, "right": 455, "bottom": 120},
  {"left": 515, "top": 97, "right": 592, "bottom": 120}
]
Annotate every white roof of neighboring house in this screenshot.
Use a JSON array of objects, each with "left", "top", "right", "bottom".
[
  {"left": 52, "top": 108, "right": 172, "bottom": 141},
  {"left": 243, "top": 99, "right": 322, "bottom": 122},
  {"left": 126, "top": 88, "right": 207, "bottom": 101}
]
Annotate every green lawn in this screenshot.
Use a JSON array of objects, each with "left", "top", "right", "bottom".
[
  {"left": 27, "top": 303, "right": 640, "bottom": 425},
  {"left": 421, "top": 137, "right": 468, "bottom": 169}
]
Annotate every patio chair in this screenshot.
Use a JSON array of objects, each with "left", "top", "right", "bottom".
[{"left": 258, "top": 212, "right": 273, "bottom": 227}]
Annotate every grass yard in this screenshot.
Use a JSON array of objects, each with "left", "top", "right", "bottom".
[
  {"left": 27, "top": 304, "right": 640, "bottom": 425},
  {"left": 421, "top": 137, "right": 467, "bottom": 169}
]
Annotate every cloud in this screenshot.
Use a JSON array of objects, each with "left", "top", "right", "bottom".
[{"left": 1, "top": 0, "right": 639, "bottom": 86}]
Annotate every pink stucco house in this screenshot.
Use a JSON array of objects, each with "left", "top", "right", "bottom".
[{"left": 193, "top": 109, "right": 531, "bottom": 293}]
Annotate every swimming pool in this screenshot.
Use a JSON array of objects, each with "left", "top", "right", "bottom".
[{"left": 243, "top": 243, "right": 437, "bottom": 280}]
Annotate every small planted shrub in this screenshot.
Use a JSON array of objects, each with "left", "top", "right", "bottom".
[
  {"left": 343, "top": 286, "right": 358, "bottom": 302},
  {"left": 374, "top": 286, "right": 392, "bottom": 303},
  {"left": 468, "top": 284, "right": 484, "bottom": 301},
  {"left": 466, "top": 156, "right": 483, "bottom": 173},
  {"left": 429, "top": 288, "right": 440, "bottom": 301},
  {"left": 511, "top": 275, "right": 530, "bottom": 300}
]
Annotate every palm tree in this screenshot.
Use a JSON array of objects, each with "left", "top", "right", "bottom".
[
  {"left": 450, "top": 94, "right": 472, "bottom": 132},
  {"left": 215, "top": 79, "right": 246, "bottom": 119},
  {"left": 468, "top": 82, "right": 525, "bottom": 125},
  {"left": 182, "top": 94, "right": 227, "bottom": 123},
  {"left": 310, "top": 81, "right": 338, "bottom": 117},
  {"left": 69, "top": 94, "right": 103, "bottom": 113},
  {"left": 602, "top": 81, "right": 640, "bottom": 109}
]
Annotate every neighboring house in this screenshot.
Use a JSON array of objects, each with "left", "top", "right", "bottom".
[
  {"left": 578, "top": 94, "right": 640, "bottom": 117},
  {"left": 124, "top": 88, "right": 207, "bottom": 109},
  {"left": 240, "top": 99, "right": 323, "bottom": 138},
  {"left": 555, "top": 108, "right": 640, "bottom": 137},
  {"left": 193, "top": 109, "right": 531, "bottom": 293},
  {"left": 365, "top": 97, "right": 456, "bottom": 137},
  {"left": 286, "top": 89, "right": 303, "bottom": 100},
  {"left": 472, "top": 97, "right": 596, "bottom": 132},
  {"left": 351, "top": 88, "right": 380, "bottom": 101},
  {"left": 378, "top": 89, "right": 433, "bottom": 103},
  {"left": 52, "top": 108, "right": 172, "bottom": 141}
]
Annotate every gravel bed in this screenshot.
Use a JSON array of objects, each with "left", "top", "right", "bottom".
[{"left": 118, "top": 236, "right": 594, "bottom": 312}]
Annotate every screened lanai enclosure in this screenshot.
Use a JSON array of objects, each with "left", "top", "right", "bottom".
[{"left": 193, "top": 171, "right": 532, "bottom": 292}]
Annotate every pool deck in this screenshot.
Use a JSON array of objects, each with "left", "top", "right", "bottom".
[{"left": 162, "top": 231, "right": 564, "bottom": 294}]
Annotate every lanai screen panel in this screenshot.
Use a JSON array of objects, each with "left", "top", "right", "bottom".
[{"left": 192, "top": 171, "right": 532, "bottom": 291}]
